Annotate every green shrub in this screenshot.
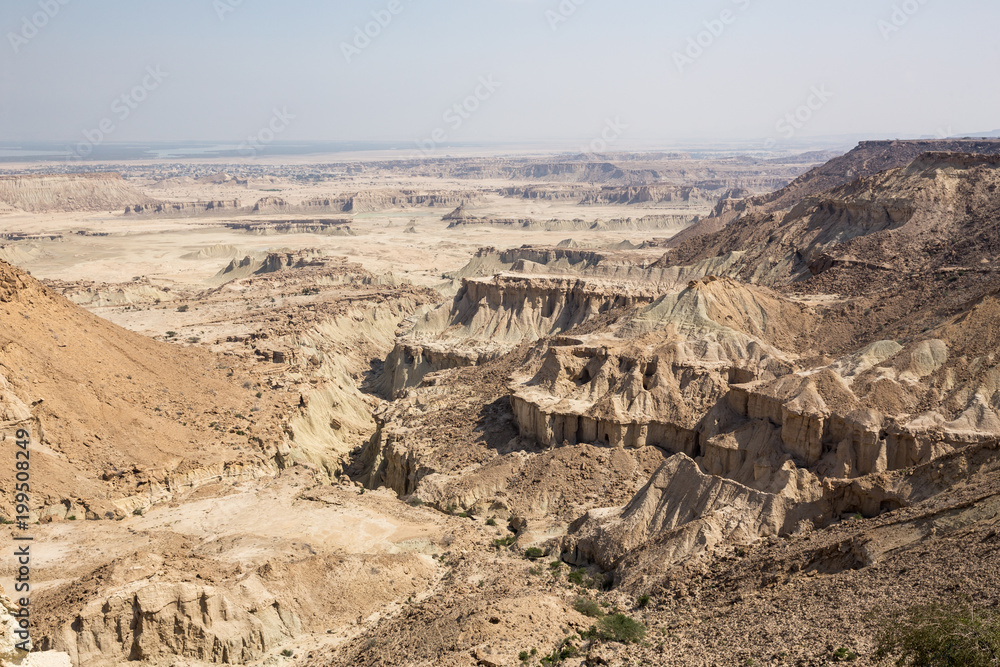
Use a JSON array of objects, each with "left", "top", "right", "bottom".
[
  {"left": 573, "top": 597, "right": 605, "bottom": 619},
  {"left": 524, "top": 547, "right": 544, "bottom": 560},
  {"left": 485, "top": 518, "right": 497, "bottom": 526},
  {"left": 598, "top": 614, "right": 646, "bottom": 644},
  {"left": 875, "top": 603, "right": 1000, "bottom": 666},
  {"left": 407, "top": 497, "right": 423, "bottom": 506},
  {"left": 831, "top": 647, "right": 858, "bottom": 662},
  {"left": 280, "top": 648, "right": 293, "bottom": 657},
  {"left": 493, "top": 535, "right": 516, "bottom": 548},
  {"left": 539, "top": 638, "right": 579, "bottom": 665},
  {"left": 637, "top": 594, "right": 651, "bottom": 608}
]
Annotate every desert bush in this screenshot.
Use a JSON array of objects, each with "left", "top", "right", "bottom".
[
  {"left": 573, "top": 597, "right": 605, "bottom": 619},
  {"left": 539, "top": 638, "right": 578, "bottom": 665},
  {"left": 875, "top": 603, "right": 1000, "bottom": 666},
  {"left": 524, "top": 547, "right": 544, "bottom": 560},
  {"left": 831, "top": 647, "right": 858, "bottom": 662},
  {"left": 598, "top": 613, "right": 646, "bottom": 644}
]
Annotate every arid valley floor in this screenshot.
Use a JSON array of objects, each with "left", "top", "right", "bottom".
[{"left": 2, "top": 142, "right": 1000, "bottom": 666}]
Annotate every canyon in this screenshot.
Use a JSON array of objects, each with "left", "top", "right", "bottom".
[{"left": 0, "top": 143, "right": 999, "bottom": 666}]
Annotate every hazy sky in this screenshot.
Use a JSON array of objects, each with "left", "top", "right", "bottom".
[{"left": 1, "top": 0, "right": 997, "bottom": 147}]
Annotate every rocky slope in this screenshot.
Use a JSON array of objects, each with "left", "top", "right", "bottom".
[
  {"left": 0, "top": 260, "right": 278, "bottom": 521},
  {"left": 671, "top": 139, "right": 1000, "bottom": 245},
  {"left": 0, "top": 173, "right": 157, "bottom": 213}
]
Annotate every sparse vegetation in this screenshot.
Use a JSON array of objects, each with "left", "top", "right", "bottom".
[
  {"left": 637, "top": 594, "right": 651, "bottom": 608},
  {"left": 831, "top": 647, "right": 858, "bottom": 662},
  {"left": 875, "top": 603, "right": 1000, "bottom": 666},
  {"left": 485, "top": 517, "right": 497, "bottom": 526},
  {"left": 598, "top": 613, "right": 646, "bottom": 644},
  {"left": 539, "top": 638, "right": 579, "bottom": 665},
  {"left": 567, "top": 568, "right": 611, "bottom": 590},
  {"left": 573, "top": 597, "right": 605, "bottom": 619},
  {"left": 493, "top": 535, "right": 516, "bottom": 548},
  {"left": 524, "top": 547, "right": 544, "bottom": 560}
]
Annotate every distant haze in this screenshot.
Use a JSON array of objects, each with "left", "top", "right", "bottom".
[{"left": 1, "top": 0, "right": 997, "bottom": 149}]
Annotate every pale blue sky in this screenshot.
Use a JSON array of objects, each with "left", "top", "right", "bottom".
[{"left": 1, "top": 0, "right": 996, "bottom": 146}]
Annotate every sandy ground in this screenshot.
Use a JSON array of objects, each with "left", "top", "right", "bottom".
[{"left": 4, "top": 198, "right": 704, "bottom": 287}]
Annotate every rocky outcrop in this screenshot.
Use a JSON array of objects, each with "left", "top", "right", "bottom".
[
  {"left": 375, "top": 341, "right": 486, "bottom": 399},
  {"left": 63, "top": 581, "right": 299, "bottom": 665},
  {"left": 579, "top": 185, "right": 714, "bottom": 206},
  {"left": 251, "top": 196, "right": 290, "bottom": 213},
  {"left": 511, "top": 391, "right": 699, "bottom": 455},
  {"left": 563, "top": 454, "right": 798, "bottom": 570},
  {"left": 211, "top": 250, "right": 327, "bottom": 284},
  {"left": 446, "top": 214, "right": 698, "bottom": 232},
  {"left": 0, "top": 173, "right": 157, "bottom": 214},
  {"left": 300, "top": 190, "right": 477, "bottom": 214},
  {"left": 0, "top": 586, "right": 71, "bottom": 666},
  {"left": 411, "top": 274, "right": 662, "bottom": 353},
  {"left": 125, "top": 199, "right": 239, "bottom": 216},
  {"left": 222, "top": 220, "right": 353, "bottom": 235}
]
